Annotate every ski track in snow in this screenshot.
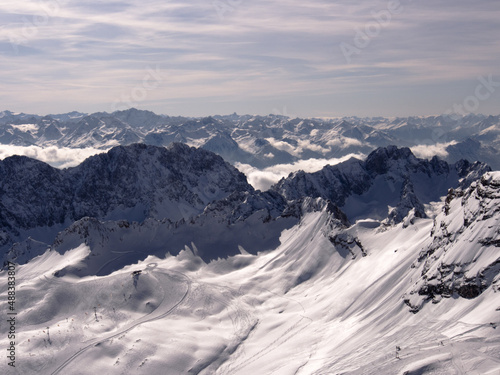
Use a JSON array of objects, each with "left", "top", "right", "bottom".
[
  {"left": 50, "top": 265, "right": 192, "bottom": 375},
  {"left": 222, "top": 315, "right": 313, "bottom": 375},
  {"left": 95, "top": 251, "right": 142, "bottom": 276}
]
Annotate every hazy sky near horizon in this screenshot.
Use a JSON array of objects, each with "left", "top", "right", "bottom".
[{"left": 0, "top": 0, "right": 499, "bottom": 117}]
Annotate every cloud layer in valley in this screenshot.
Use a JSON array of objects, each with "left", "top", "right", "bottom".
[
  {"left": 0, "top": 145, "right": 107, "bottom": 168},
  {"left": 236, "top": 153, "right": 366, "bottom": 191}
]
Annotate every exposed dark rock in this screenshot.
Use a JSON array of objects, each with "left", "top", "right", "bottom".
[{"left": 273, "top": 146, "right": 488, "bottom": 224}]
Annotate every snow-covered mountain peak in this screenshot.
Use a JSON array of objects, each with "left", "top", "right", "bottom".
[
  {"left": 364, "top": 145, "right": 418, "bottom": 174},
  {"left": 110, "top": 108, "right": 167, "bottom": 130},
  {"left": 273, "top": 145, "right": 490, "bottom": 224}
]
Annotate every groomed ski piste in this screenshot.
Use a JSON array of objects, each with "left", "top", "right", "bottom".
[{"left": 1, "top": 174, "right": 499, "bottom": 374}]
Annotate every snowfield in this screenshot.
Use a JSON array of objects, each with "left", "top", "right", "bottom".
[{"left": 1, "top": 174, "right": 499, "bottom": 374}]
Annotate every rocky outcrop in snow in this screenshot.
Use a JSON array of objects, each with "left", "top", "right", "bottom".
[{"left": 403, "top": 171, "right": 500, "bottom": 312}]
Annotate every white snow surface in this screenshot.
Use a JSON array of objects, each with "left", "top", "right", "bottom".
[{"left": 1, "top": 181, "right": 499, "bottom": 374}]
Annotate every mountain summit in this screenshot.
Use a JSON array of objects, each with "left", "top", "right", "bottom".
[
  {"left": 0, "top": 143, "right": 250, "bottom": 250},
  {"left": 273, "top": 146, "right": 490, "bottom": 224}
]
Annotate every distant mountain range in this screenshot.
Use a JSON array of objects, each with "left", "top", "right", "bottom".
[{"left": 1, "top": 108, "right": 499, "bottom": 169}]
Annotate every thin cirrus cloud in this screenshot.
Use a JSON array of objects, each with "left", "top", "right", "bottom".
[{"left": 0, "top": 0, "right": 498, "bottom": 117}]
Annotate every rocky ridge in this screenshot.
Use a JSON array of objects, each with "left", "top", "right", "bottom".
[
  {"left": 272, "top": 145, "right": 490, "bottom": 223},
  {"left": 403, "top": 171, "right": 500, "bottom": 312}
]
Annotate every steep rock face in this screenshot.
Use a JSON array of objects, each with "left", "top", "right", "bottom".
[
  {"left": 0, "top": 110, "right": 41, "bottom": 125},
  {"left": 0, "top": 124, "right": 36, "bottom": 145},
  {"left": 39, "top": 187, "right": 344, "bottom": 274},
  {"left": 200, "top": 190, "right": 288, "bottom": 224},
  {"left": 0, "top": 143, "right": 252, "bottom": 252},
  {"left": 143, "top": 130, "right": 187, "bottom": 147},
  {"left": 364, "top": 145, "right": 418, "bottom": 175},
  {"left": 324, "top": 201, "right": 365, "bottom": 260},
  {"left": 111, "top": 108, "right": 166, "bottom": 130},
  {"left": 67, "top": 143, "right": 251, "bottom": 221},
  {"left": 0, "top": 156, "right": 71, "bottom": 231},
  {"left": 403, "top": 172, "right": 500, "bottom": 312},
  {"left": 272, "top": 158, "right": 369, "bottom": 204},
  {"left": 0, "top": 142, "right": 495, "bottom": 282},
  {"left": 272, "top": 146, "right": 490, "bottom": 223},
  {"left": 202, "top": 131, "right": 240, "bottom": 155},
  {"left": 386, "top": 178, "right": 426, "bottom": 225}
]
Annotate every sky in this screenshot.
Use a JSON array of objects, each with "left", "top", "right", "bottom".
[{"left": 0, "top": 0, "right": 499, "bottom": 118}]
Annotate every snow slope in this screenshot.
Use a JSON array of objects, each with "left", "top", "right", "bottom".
[{"left": 1, "top": 177, "right": 499, "bottom": 374}]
